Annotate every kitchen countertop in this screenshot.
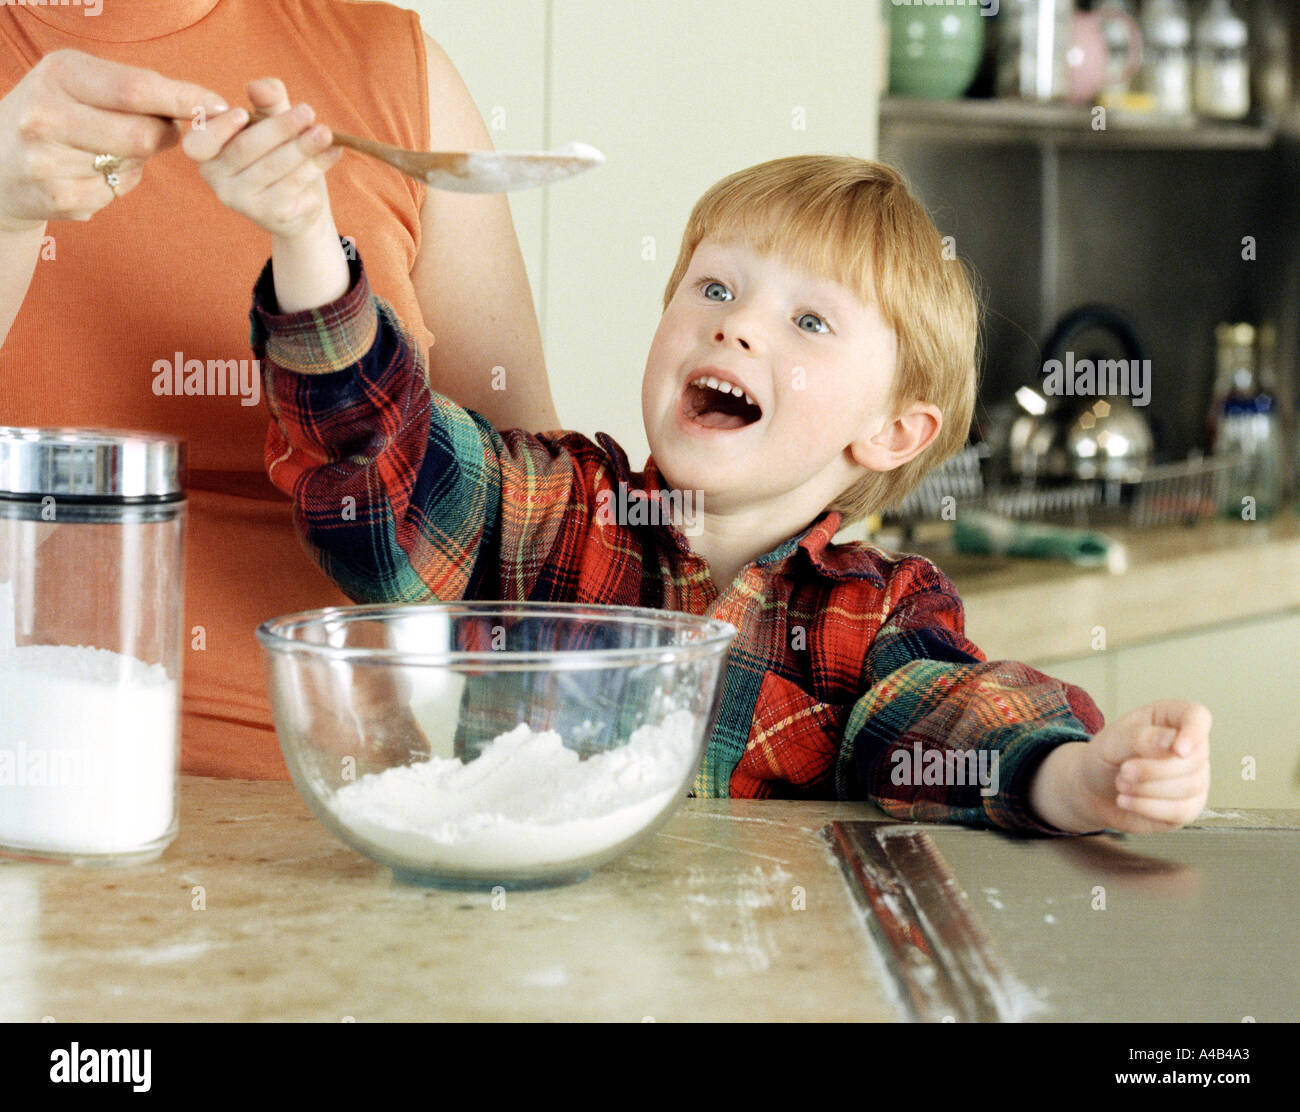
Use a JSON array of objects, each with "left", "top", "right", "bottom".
[
  {"left": 893, "top": 510, "right": 1300, "bottom": 661},
  {"left": 3, "top": 776, "right": 1295, "bottom": 1022},
  {"left": 0, "top": 777, "right": 899, "bottom": 1022},
  {"left": 830, "top": 811, "right": 1300, "bottom": 1022}
]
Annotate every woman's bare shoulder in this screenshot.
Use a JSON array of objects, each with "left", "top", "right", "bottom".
[{"left": 418, "top": 29, "right": 493, "bottom": 150}]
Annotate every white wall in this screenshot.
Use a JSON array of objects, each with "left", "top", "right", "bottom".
[{"left": 401, "top": 0, "right": 883, "bottom": 461}]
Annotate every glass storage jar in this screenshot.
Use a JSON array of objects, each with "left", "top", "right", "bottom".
[{"left": 0, "top": 428, "right": 186, "bottom": 864}]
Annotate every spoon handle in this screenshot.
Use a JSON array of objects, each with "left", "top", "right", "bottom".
[{"left": 247, "top": 109, "right": 453, "bottom": 180}]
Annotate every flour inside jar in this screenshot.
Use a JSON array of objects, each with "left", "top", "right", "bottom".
[{"left": 0, "top": 644, "right": 177, "bottom": 855}]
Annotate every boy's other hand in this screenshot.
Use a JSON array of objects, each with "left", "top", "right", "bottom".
[
  {"left": 1031, "top": 700, "right": 1211, "bottom": 834},
  {"left": 182, "top": 78, "right": 342, "bottom": 238}
]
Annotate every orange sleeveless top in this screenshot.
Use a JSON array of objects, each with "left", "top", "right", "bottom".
[{"left": 0, "top": 0, "right": 436, "bottom": 778}]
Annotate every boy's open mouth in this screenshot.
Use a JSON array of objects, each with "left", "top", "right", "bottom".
[{"left": 682, "top": 375, "right": 762, "bottom": 430}]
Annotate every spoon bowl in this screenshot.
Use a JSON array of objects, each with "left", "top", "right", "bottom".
[{"left": 250, "top": 109, "right": 604, "bottom": 192}]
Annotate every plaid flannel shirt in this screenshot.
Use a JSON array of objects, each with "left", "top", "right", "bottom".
[{"left": 252, "top": 253, "right": 1104, "bottom": 834}]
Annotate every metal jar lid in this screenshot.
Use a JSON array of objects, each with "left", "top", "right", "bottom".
[{"left": 0, "top": 427, "right": 185, "bottom": 501}]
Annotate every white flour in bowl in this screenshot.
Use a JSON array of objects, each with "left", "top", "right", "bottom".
[{"left": 329, "top": 709, "right": 698, "bottom": 871}]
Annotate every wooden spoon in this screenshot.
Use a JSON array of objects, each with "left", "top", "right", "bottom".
[{"left": 250, "top": 109, "right": 603, "bottom": 193}]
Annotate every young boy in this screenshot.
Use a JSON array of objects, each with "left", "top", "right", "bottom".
[{"left": 186, "top": 89, "right": 1211, "bottom": 836}]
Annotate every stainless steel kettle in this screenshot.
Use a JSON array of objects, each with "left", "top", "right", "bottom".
[{"left": 1000, "top": 305, "right": 1155, "bottom": 483}]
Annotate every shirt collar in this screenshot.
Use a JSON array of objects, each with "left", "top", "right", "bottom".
[
  {"left": 637, "top": 455, "right": 888, "bottom": 587},
  {"left": 19, "top": 1, "right": 222, "bottom": 42}
]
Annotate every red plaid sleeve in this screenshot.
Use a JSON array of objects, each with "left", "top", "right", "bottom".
[{"left": 835, "top": 564, "right": 1104, "bottom": 833}]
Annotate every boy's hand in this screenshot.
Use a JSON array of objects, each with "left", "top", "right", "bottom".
[
  {"left": 1030, "top": 700, "right": 1211, "bottom": 834},
  {"left": 182, "top": 77, "right": 341, "bottom": 238},
  {"left": 185, "top": 78, "right": 350, "bottom": 313}
]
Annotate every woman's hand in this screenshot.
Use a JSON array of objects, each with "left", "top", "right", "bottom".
[
  {"left": 0, "top": 49, "right": 227, "bottom": 232},
  {"left": 182, "top": 78, "right": 341, "bottom": 239}
]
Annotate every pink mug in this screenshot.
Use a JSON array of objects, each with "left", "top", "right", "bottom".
[{"left": 1067, "top": 8, "right": 1143, "bottom": 106}]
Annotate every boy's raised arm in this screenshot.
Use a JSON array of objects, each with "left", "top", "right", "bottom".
[
  {"left": 251, "top": 256, "right": 504, "bottom": 604},
  {"left": 184, "top": 79, "right": 506, "bottom": 603}
]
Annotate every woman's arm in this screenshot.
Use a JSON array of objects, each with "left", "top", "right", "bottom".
[
  {"left": 410, "top": 32, "right": 559, "bottom": 433},
  {"left": 0, "top": 224, "right": 44, "bottom": 345}
]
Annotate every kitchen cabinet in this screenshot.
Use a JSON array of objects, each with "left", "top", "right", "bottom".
[
  {"left": 877, "top": 99, "right": 1293, "bottom": 469},
  {"left": 925, "top": 515, "right": 1300, "bottom": 811},
  {"left": 1031, "top": 608, "right": 1300, "bottom": 810},
  {"left": 1112, "top": 609, "right": 1300, "bottom": 810}
]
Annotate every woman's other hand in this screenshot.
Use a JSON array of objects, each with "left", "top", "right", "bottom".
[{"left": 0, "top": 49, "right": 227, "bottom": 231}]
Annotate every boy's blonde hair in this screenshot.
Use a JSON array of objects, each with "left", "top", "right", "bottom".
[{"left": 662, "top": 155, "right": 980, "bottom": 523}]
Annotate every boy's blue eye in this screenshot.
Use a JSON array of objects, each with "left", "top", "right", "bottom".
[
  {"left": 702, "top": 281, "right": 732, "bottom": 301},
  {"left": 797, "top": 313, "right": 828, "bottom": 333}
]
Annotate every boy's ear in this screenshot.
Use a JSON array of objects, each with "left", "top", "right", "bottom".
[{"left": 848, "top": 402, "right": 942, "bottom": 472}]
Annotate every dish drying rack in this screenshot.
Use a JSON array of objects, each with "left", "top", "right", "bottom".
[{"left": 886, "top": 445, "right": 1240, "bottom": 529}]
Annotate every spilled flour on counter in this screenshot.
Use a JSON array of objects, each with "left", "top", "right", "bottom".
[{"left": 330, "top": 710, "right": 697, "bottom": 871}]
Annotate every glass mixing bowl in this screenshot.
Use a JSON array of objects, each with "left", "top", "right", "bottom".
[{"left": 257, "top": 602, "right": 735, "bottom": 889}]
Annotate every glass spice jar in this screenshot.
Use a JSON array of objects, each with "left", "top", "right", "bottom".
[{"left": 0, "top": 428, "right": 186, "bottom": 864}]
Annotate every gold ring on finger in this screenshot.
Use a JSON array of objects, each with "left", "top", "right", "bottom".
[{"left": 93, "top": 153, "right": 123, "bottom": 198}]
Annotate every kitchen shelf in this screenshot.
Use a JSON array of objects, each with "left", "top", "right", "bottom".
[{"left": 880, "top": 96, "right": 1277, "bottom": 150}]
